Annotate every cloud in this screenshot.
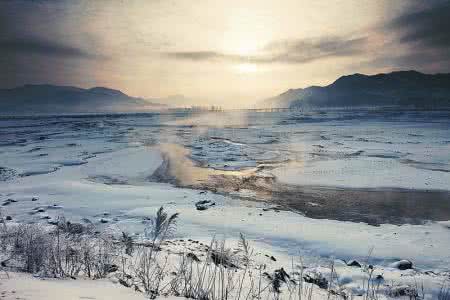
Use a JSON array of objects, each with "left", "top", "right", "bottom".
[
  {"left": 367, "top": 51, "right": 450, "bottom": 72},
  {"left": 0, "top": 37, "right": 98, "bottom": 59},
  {"left": 0, "top": 0, "right": 101, "bottom": 60},
  {"left": 363, "top": 1, "right": 450, "bottom": 73},
  {"left": 262, "top": 36, "right": 368, "bottom": 63},
  {"left": 0, "top": 0, "right": 107, "bottom": 88},
  {"left": 387, "top": 1, "right": 450, "bottom": 49},
  {"left": 165, "top": 36, "right": 368, "bottom": 65},
  {"left": 166, "top": 2, "right": 450, "bottom": 73},
  {"left": 166, "top": 51, "right": 224, "bottom": 61}
]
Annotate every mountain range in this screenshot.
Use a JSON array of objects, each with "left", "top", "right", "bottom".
[
  {"left": 2, "top": 70, "right": 450, "bottom": 115},
  {"left": 0, "top": 84, "right": 165, "bottom": 114},
  {"left": 261, "top": 71, "right": 450, "bottom": 109}
]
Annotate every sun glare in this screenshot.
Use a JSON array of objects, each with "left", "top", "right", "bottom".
[
  {"left": 234, "top": 43, "right": 259, "bottom": 56},
  {"left": 234, "top": 63, "right": 258, "bottom": 73}
]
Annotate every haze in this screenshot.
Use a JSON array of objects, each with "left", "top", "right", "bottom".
[{"left": 1, "top": 0, "right": 449, "bottom": 107}]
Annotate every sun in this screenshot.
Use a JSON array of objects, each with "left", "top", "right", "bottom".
[
  {"left": 230, "top": 43, "right": 260, "bottom": 73},
  {"left": 220, "top": 28, "right": 265, "bottom": 74}
]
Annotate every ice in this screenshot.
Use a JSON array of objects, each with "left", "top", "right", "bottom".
[
  {"left": 1, "top": 110, "right": 450, "bottom": 275},
  {"left": 81, "top": 147, "right": 163, "bottom": 184},
  {"left": 272, "top": 157, "right": 450, "bottom": 190}
]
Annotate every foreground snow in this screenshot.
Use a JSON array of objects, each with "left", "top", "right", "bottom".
[
  {"left": 0, "top": 273, "right": 328, "bottom": 300},
  {"left": 0, "top": 272, "right": 146, "bottom": 300}
]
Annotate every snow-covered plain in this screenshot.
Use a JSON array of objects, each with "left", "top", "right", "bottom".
[
  {"left": 1, "top": 110, "right": 450, "bottom": 298},
  {"left": 0, "top": 272, "right": 147, "bottom": 300}
]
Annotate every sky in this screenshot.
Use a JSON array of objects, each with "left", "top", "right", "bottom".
[{"left": 1, "top": 0, "right": 450, "bottom": 107}]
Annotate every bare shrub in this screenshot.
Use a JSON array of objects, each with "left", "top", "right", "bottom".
[
  {"left": 1, "top": 208, "right": 447, "bottom": 300},
  {"left": 144, "top": 206, "right": 179, "bottom": 241},
  {"left": 12, "top": 224, "right": 52, "bottom": 273},
  {"left": 0, "top": 210, "right": 10, "bottom": 278},
  {"left": 166, "top": 237, "right": 262, "bottom": 300},
  {"left": 131, "top": 206, "right": 179, "bottom": 298},
  {"left": 438, "top": 280, "right": 450, "bottom": 300},
  {"left": 0, "top": 215, "right": 122, "bottom": 279},
  {"left": 121, "top": 231, "right": 134, "bottom": 256}
]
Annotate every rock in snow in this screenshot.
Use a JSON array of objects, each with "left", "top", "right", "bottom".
[
  {"left": 388, "top": 285, "right": 419, "bottom": 297},
  {"left": 346, "top": 260, "right": 362, "bottom": 268},
  {"left": 2, "top": 199, "right": 18, "bottom": 206},
  {"left": 186, "top": 252, "right": 201, "bottom": 262},
  {"left": 390, "top": 259, "right": 413, "bottom": 270},
  {"left": 195, "top": 200, "right": 215, "bottom": 211}
]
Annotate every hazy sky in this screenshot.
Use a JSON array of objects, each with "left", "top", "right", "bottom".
[{"left": 1, "top": 0, "right": 449, "bottom": 107}]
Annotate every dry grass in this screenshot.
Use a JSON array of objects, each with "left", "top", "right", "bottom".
[{"left": 1, "top": 207, "right": 448, "bottom": 300}]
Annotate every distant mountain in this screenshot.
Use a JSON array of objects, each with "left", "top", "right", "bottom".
[
  {"left": 0, "top": 84, "right": 165, "bottom": 114},
  {"left": 261, "top": 71, "right": 450, "bottom": 109}
]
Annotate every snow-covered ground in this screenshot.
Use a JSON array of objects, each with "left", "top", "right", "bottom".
[
  {"left": 0, "top": 272, "right": 147, "bottom": 300},
  {"left": 1, "top": 110, "right": 450, "bottom": 298}
]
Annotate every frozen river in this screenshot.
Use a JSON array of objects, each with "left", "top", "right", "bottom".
[
  {"left": 2, "top": 109, "right": 450, "bottom": 188},
  {"left": 1, "top": 109, "right": 450, "bottom": 270}
]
